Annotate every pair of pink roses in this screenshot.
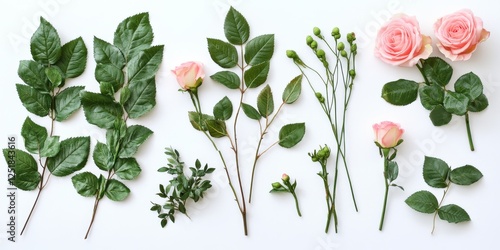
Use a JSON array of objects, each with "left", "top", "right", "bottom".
[{"left": 375, "top": 9, "right": 490, "bottom": 66}]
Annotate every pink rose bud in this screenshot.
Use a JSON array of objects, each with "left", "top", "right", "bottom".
[
  {"left": 434, "top": 9, "right": 490, "bottom": 61},
  {"left": 375, "top": 14, "right": 432, "bottom": 67},
  {"left": 281, "top": 173, "right": 290, "bottom": 182},
  {"left": 373, "top": 121, "right": 404, "bottom": 148},
  {"left": 171, "top": 61, "right": 205, "bottom": 90}
]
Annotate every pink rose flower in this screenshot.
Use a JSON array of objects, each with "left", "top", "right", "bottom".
[
  {"left": 375, "top": 14, "right": 433, "bottom": 67},
  {"left": 373, "top": 121, "right": 404, "bottom": 148},
  {"left": 434, "top": 9, "right": 490, "bottom": 61},
  {"left": 172, "top": 61, "right": 205, "bottom": 90}
]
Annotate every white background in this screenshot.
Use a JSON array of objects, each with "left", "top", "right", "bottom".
[{"left": 1, "top": 0, "right": 499, "bottom": 249}]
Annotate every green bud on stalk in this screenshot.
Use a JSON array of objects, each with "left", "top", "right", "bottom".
[
  {"left": 272, "top": 182, "right": 282, "bottom": 189},
  {"left": 310, "top": 40, "right": 318, "bottom": 49},
  {"left": 313, "top": 27, "right": 321, "bottom": 37},
  {"left": 306, "top": 35, "right": 314, "bottom": 45},
  {"left": 337, "top": 42, "right": 345, "bottom": 51}
]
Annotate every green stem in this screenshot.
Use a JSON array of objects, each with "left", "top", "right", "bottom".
[
  {"left": 85, "top": 195, "right": 100, "bottom": 239},
  {"left": 465, "top": 112, "right": 475, "bottom": 151},
  {"left": 432, "top": 181, "right": 451, "bottom": 234},
  {"left": 291, "top": 191, "right": 302, "bottom": 217},
  {"left": 379, "top": 157, "right": 390, "bottom": 231}
]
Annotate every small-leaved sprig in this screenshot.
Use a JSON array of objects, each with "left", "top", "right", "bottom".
[
  {"left": 3, "top": 17, "right": 89, "bottom": 235},
  {"left": 405, "top": 156, "right": 483, "bottom": 233},
  {"left": 151, "top": 147, "right": 215, "bottom": 228},
  {"left": 71, "top": 12, "right": 164, "bottom": 239},
  {"left": 270, "top": 173, "right": 302, "bottom": 217}
]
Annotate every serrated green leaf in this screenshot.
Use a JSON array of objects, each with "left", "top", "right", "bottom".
[
  {"left": 114, "top": 12, "right": 154, "bottom": 60},
  {"left": 115, "top": 157, "right": 141, "bottom": 180},
  {"left": 213, "top": 96, "right": 233, "bottom": 120},
  {"left": 123, "top": 77, "right": 156, "bottom": 119},
  {"left": 39, "top": 136, "right": 60, "bottom": 158},
  {"left": 438, "top": 204, "right": 471, "bottom": 223},
  {"left": 429, "top": 105, "right": 452, "bottom": 126},
  {"left": 386, "top": 160, "right": 399, "bottom": 183},
  {"left": 449, "top": 165, "right": 483, "bottom": 186},
  {"left": 423, "top": 156, "right": 450, "bottom": 188},
  {"left": 241, "top": 103, "right": 261, "bottom": 120},
  {"left": 206, "top": 119, "right": 228, "bottom": 138},
  {"left": 454, "top": 72, "right": 483, "bottom": 100},
  {"left": 207, "top": 38, "right": 238, "bottom": 68},
  {"left": 420, "top": 57, "right": 453, "bottom": 87},
  {"left": 93, "top": 37, "right": 125, "bottom": 68},
  {"left": 188, "top": 112, "right": 213, "bottom": 131},
  {"left": 381, "top": 79, "right": 419, "bottom": 105},
  {"left": 244, "top": 61, "right": 270, "bottom": 88},
  {"left": 257, "top": 85, "right": 274, "bottom": 117},
  {"left": 30, "top": 17, "right": 61, "bottom": 65},
  {"left": 279, "top": 123, "right": 306, "bottom": 148},
  {"left": 468, "top": 94, "right": 488, "bottom": 112},
  {"left": 105, "top": 179, "right": 130, "bottom": 201},
  {"left": 99, "top": 82, "right": 115, "bottom": 97},
  {"left": 210, "top": 71, "right": 240, "bottom": 89},
  {"left": 97, "top": 174, "right": 107, "bottom": 199},
  {"left": 244, "top": 34, "right": 274, "bottom": 65},
  {"left": 21, "top": 116, "right": 48, "bottom": 154},
  {"left": 443, "top": 91, "right": 469, "bottom": 116},
  {"left": 55, "top": 86, "right": 84, "bottom": 121},
  {"left": 120, "top": 87, "right": 131, "bottom": 105},
  {"left": 17, "top": 60, "right": 49, "bottom": 91},
  {"left": 56, "top": 37, "right": 87, "bottom": 78},
  {"left": 81, "top": 91, "right": 124, "bottom": 129},
  {"left": 16, "top": 84, "right": 51, "bottom": 117},
  {"left": 405, "top": 190, "right": 439, "bottom": 213},
  {"left": 419, "top": 84, "right": 444, "bottom": 111},
  {"left": 47, "top": 137, "right": 90, "bottom": 177},
  {"left": 3, "top": 149, "right": 40, "bottom": 191},
  {"left": 118, "top": 125, "right": 153, "bottom": 158},
  {"left": 72, "top": 172, "right": 98, "bottom": 197},
  {"left": 93, "top": 142, "right": 113, "bottom": 171},
  {"left": 95, "top": 63, "right": 124, "bottom": 91},
  {"left": 127, "top": 45, "right": 164, "bottom": 83},
  {"left": 45, "top": 66, "right": 63, "bottom": 88},
  {"left": 282, "top": 75, "right": 302, "bottom": 104},
  {"left": 224, "top": 7, "right": 250, "bottom": 45}
]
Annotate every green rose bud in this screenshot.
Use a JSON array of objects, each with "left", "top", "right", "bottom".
[
  {"left": 306, "top": 35, "right": 314, "bottom": 45},
  {"left": 316, "top": 49, "right": 325, "bottom": 58},
  {"left": 331, "top": 27, "right": 340, "bottom": 36},
  {"left": 286, "top": 50, "right": 298, "bottom": 59},
  {"left": 349, "top": 69, "right": 356, "bottom": 78},
  {"left": 313, "top": 27, "right": 321, "bottom": 37},
  {"left": 347, "top": 32, "right": 356, "bottom": 43},
  {"left": 351, "top": 44, "right": 357, "bottom": 53},
  {"left": 310, "top": 40, "right": 318, "bottom": 49},
  {"left": 272, "top": 182, "right": 282, "bottom": 189},
  {"left": 341, "top": 50, "right": 347, "bottom": 57},
  {"left": 281, "top": 173, "right": 290, "bottom": 182},
  {"left": 334, "top": 34, "right": 341, "bottom": 40},
  {"left": 337, "top": 42, "right": 345, "bottom": 51}
]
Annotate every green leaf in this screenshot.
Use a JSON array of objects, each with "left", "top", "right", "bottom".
[
  {"left": 282, "top": 75, "right": 302, "bottom": 104},
  {"left": 93, "top": 37, "right": 125, "bottom": 68},
  {"left": 257, "top": 85, "right": 274, "bottom": 117},
  {"left": 56, "top": 37, "right": 87, "bottom": 78},
  {"left": 419, "top": 84, "right": 444, "bottom": 111},
  {"left": 16, "top": 84, "right": 51, "bottom": 117},
  {"left": 449, "top": 165, "right": 483, "bottom": 186},
  {"left": 115, "top": 158, "right": 141, "bottom": 180},
  {"left": 438, "top": 204, "right": 471, "bottom": 223},
  {"left": 95, "top": 64, "right": 124, "bottom": 91},
  {"left": 45, "top": 66, "right": 63, "bottom": 88},
  {"left": 3, "top": 149, "right": 41, "bottom": 191},
  {"left": 39, "top": 136, "right": 60, "bottom": 158},
  {"left": 244, "top": 61, "right": 270, "bottom": 88},
  {"left": 123, "top": 77, "right": 156, "bottom": 119},
  {"left": 21, "top": 116, "right": 48, "bottom": 154},
  {"left": 405, "top": 190, "right": 439, "bottom": 213},
  {"left": 443, "top": 91, "right": 469, "bottom": 116},
  {"left": 381, "top": 79, "right": 419, "bottom": 105},
  {"left": 118, "top": 125, "right": 153, "bottom": 158},
  {"left": 423, "top": 156, "right": 450, "bottom": 188},
  {"left": 17, "top": 60, "right": 49, "bottom": 91},
  {"left": 105, "top": 179, "right": 130, "bottom": 201},
  {"left": 206, "top": 119, "right": 228, "bottom": 138},
  {"left": 454, "top": 72, "right": 483, "bottom": 100},
  {"left": 386, "top": 160, "right": 399, "bottom": 183},
  {"left": 93, "top": 142, "right": 113, "bottom": 171},
  {"left": 113, "top": 12, "right": 154, "bottom": 60},
  {"left": 241, "top": 103, "right": 261, "bottom": 120},
  {"left": 244, "top": 34, "right": 274, "bottom": 65},
  {"left": 429, "top": 105, "right": 452, "bottom": 126},
  {"left": 30, "top": 17, "right": 61, "bottom": 65},
  {"left": 207, "top": 38, "right": 238, "bottom": 68},
  {"left": 55, "top": 86, "right": 84, "bottom": 121},
  {"left": 210, "top": 71, "right": 240, "bottom": 89},
  {"left": 420, "top": 57, "right": 453, "bottom": 87},
  {"left": 127, "top": 45, "right": 164, "bottom": 83},
  {"left": 213, "top": 96, "right": 233, "bottom": 120},
  {"left": 81, "top": 91, "right": 124, "bottom": 129},
  {"left": 468, "top": 94, "right": 488, "bottom": 112},
  {"left": 224, "top": 7, "right": 250, "bottom": 45},
  {"left": 97, "top": 174, "right": 107, "bottom": 199},
  {"left": 72, "top": 172, "right": 98, "bottom": 197},
  {"left": 279, "top": 123, "right": 306, "bottom": 148},
  {"left": 47, "top": 136, "right": 90, "bottom": 177},
  {"left": 188, "top": 112, "right": 209, "bottom": 131},
  {"left": 99, "top": 82, "right": 115, "bottom": 97},
  {"left": 120, "top": 87, "right": 131, "bottom": 105}
]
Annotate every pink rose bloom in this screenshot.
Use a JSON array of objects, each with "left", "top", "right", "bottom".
[
  {"left": 373, "top": 121, "right": 404, "bottom": 148},
  {"left": 172, "top": 61, "right": 205, "bottom": 90},
  {"left": 434, "top": 9, "right": 490, "bottom": 61},
  {"left": 375, "top": 14, "right": 433, "bottom": 67}
]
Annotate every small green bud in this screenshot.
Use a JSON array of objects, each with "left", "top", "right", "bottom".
[
  {"left": 281, "top": 173, "right": 290, "bottom": 182},
  {"left": 349, "top": 69, "right": 356, "bottom": 78},
  {"left": 337, "top": 42, "right": 345, "bottom": 51},
  {"left": 313, "top": 27, "right": 321, "bottom": 37},
  {"left": 334, "top": 34, "right": 341, "bottom": 40},
  {"left": 306, "top": 35, "right": 314, "bottom": 45},
  {"left": 310, "top": 40, "right": 318, "bottom": 49},
  {"left": 341, "top": 50, "right": 347, "bottom": 58},
  {"left": 316, "top": 49, "right": 325, "bottom": 58},
  {"left": 347, "top": 32, "right": 356, "bottom": 43},
  {"left": 351, "top": 44, "right": 357, "bottom": 53},
  {"left": 272, "top": 182, "right": 282, "bottom": 189},
  {"left": 319, "top": 96, "right": 325, "bottom": 103},
  {"left": 286, "top": 50, "right": 298, "bottom": 59},
  {"left": 315, "top": 92, "right": 323, "bottom": 99},
  {"left": 331, "top": 27, "right": 340, "bottom": 36}
]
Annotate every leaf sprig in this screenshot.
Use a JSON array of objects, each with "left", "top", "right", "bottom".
[{"left": 151, "top": 147, "right": 215, "bottom": 228}]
